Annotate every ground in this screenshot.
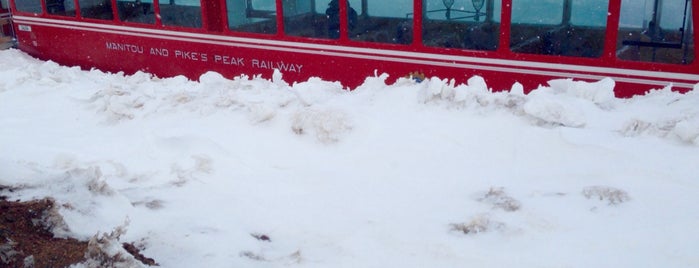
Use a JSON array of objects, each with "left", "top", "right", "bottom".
[{"left": 0, "top": 185, "right": 156, "bottom": 268}]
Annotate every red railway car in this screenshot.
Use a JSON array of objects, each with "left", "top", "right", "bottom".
[{"left": 4, "top": 0, "right": 698, "bottom": 97}]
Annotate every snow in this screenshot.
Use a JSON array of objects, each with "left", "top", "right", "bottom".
[{"left": 1, "top": 48, "right": 698, "bottom": 267}]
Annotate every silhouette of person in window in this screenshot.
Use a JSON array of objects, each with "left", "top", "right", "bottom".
[
  {"left": 643, "top": 20, "right": 664, "bottom": 41},
  {"left": 326, "top": 0, "right": 358, "bottom": 39}
]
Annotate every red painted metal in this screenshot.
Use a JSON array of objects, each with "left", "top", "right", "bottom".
[{"left": 6, "top": 0, "right": 699, "bottom": 98}]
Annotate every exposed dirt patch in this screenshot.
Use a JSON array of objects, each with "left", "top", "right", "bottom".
[
  {"left": 0, "top": 197, "right": 87, "bottom": 267},
  {"left": 1, "top": 186, "right": 158, "bottom": 267}
]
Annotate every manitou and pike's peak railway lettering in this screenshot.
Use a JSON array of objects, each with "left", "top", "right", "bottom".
[{"left": 105, "top": 42, "right": 302, "bottom": 73}]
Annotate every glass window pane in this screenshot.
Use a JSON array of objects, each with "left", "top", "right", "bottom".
[
  {"left": 284, "top": 0, "right": 330, "bottom": 39},
  {"left": 161, "top": 0, "right": 202, "bottom": 28},
  {"left": 46, "top": 0, "right": 77, "bottom": 16},
  {"left": 617, "top": 0, "right": 693, "bottom": 64},
  {"left": 228, "top": 0, "right": 277, "bottom": 34},
  {"left": 571, "top": 0, "right": 607, "bottom": 27},
  {"left": 348, "top": 0, "right": 413, "bottom": 44},
  {"left": 511, "top": 0, "right": 562, "bottom": 25},
  {"left": 79, "top": 0, "right": 114, "bottom": 20},
  {"left": 2, "top": 0, "right": 10, "bottom": 10},
  {"left": 510, "top": 0, "right": 607, "bottom": 58},
  {"left": 117, "top": 0, "right": 155, "bottom": 23},
  {"left": 14, "top": 0, "right": 43, "bottom": 13},
  {"left": 314, "top": 0, "right": 332, "bottom": 13},
  {"left": 423, "top": 0, "right": 500, "bottom": 50}
]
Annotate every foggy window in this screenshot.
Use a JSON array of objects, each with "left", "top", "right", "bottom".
[
  {"left": 14, "top": 0, "right": 42, "bottom": 13},
  {"left": 510, "top": 0, "right": 608, "bottom": 58},
  {"left": 348, "top": 0, "right": 414, "bottom": 44},
  {"left": 228, "top": 0, "right": 277, "bottom": 34},
  {"left": 617, "top": 0, "right": 694, "bottom": 64},
  {"left": 422, "top": 0, "right": 501, "bottom": 50}
]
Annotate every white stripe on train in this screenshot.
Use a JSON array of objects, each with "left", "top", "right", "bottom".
[{"left": 11, "top": 15, "right": 699, "bottom": 88}]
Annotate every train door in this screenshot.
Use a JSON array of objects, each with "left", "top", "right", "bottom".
[{"left": 1, "top": 0, "right": 14, "bottom": 50}]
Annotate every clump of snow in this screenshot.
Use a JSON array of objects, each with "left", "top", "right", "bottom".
[
  {"left": 548, "top": 78, "right": 616, "bottom": 104},
  {"left": 617, "top": 87, "right": 699, "bottom": 144},
  {"left": 477, "top": 187, "right": 521, "bottom": 212},
  {"left": 291, "top": 107, "right": 353, "bottom": 143},
  {"left": 71, "top": 220, "right": 145, "bottom": 268},
  {"left": 582, "top": 186, "right": 630, "bottom": 205},
  {"left": 450, "top": 214, "right": 505, "bottom": 235},
  {"left": 522, "top": 90, "right": 587, "bottom": 127},
  {"left": 672, "top": 118, "right": 699, "bottom": 145}
]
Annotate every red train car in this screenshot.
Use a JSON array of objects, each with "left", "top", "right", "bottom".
[{"left": 4, "top": 0, "right": 698, "bottom": 97}]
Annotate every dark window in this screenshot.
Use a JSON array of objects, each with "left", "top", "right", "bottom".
[
  {"left": 422, "top": 0, "right": 500, "bottom": 50},
  {"left": 14, "top": 0, "right": 43, "bottom": 13},
  {"left": 228, "top": 0, "right": 277, "bottom": 34},
  {"left": 47, "top": 0, "right": 77, "bottom": 16},
  {"left": 283, "top": 0, "right": 330, "bottom": 39},
  {"left": 79, "top": 0, "right": 114, "bottom": 20},
  {"left": 160, "top": 0, "right": 202, "bottom": 28},
  {"left": 617, "top": 0, "right": 694, "bottom": 64},
  {"left": 348, "top": 0, "right": 413, "bottom": 44},
  {"left": 510, "top": 0, "right": 607, "bottom": 58},
  {"left": 117, "top": 0, "right": 155, "bottom": 23}
]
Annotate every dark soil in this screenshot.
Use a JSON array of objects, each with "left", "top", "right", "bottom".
[
  {"left": 1, "top": 186, "right": 157, "bottom": 267},
  {"left": 0, "top": 196, "right": 87, "bottom": 267}
]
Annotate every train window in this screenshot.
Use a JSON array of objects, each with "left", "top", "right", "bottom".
[
  {"left": 14, "top": 0, "right": 42, "bottom": 13},
  {"left": 117, "top": 0, "right": 155, "bottom": 24},
  {"left": 160, "top": 0, "right": 202, "bottom": 28},
  {"left": 1, "top": 0, "right": 8, "bottom": 9},
  {"left": 227, "top": 0, "right": 277, "bottom": 34},
  {"left": 79, "top": 0, "right": 114, "bottom": 20},
  {"left": 617, "top": 0, "right": 694, "bottom": 64},
  {"left": 422, "top": 0, "right": 501, "bottom": 50},
  {"left": 510, "top": 0, "right": 607, "bottom": 58},
  {"left": 282, "top": 0, "right": 326, "bottom": 38},
  {"left": 283, "top": 0, "right": 334, "bottom": 39},
  {"left": 47, "top": 0, "right": 77, "bottom": 16},
  {"left": 348, "top": 0, "right": 413, "bottom": 44}
]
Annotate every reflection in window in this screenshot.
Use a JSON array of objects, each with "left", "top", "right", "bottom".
[
  {"left": 160, "top": 0, "right": 202, "bottom": 28},
  {"left": 510, "top": 0, "right": 607, "bottom": 58},
  {"left": 117, "top": 0, "right": 155, "bottom": 24},
  {"left": 47, "top": 0, "right": 77, "bottom": 16},
  {"left": 228, "top": 0, "right": 276, "bottom": 34},
  {"left": 14, "top": 0, "right": 43, "bottom": 13},
  {"left": 422, "top": 0, "right": 500, "bottom": 50},
  {"left": 617, "top": 0, "right": 694, "bottom": 64},
  {"left": 79, "top": 0, "right": 114, "bottom": 20},
  {"left": 348, "top": 0, "right": 413, "bottom": 44}
]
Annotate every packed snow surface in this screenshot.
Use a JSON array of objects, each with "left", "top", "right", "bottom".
[{"left": 1, "top": 49, "right": 698, "bottom": 267}]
